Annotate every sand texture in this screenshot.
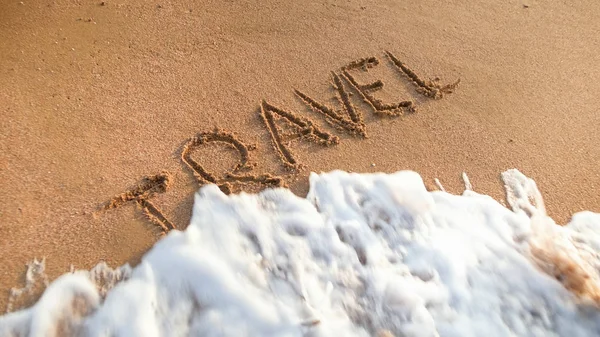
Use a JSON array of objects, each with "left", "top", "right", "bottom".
[{"left": 1, "top": 0, "right": 599, "bottom": 310}]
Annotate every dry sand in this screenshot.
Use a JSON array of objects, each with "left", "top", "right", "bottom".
[{"left": 1, "top": 0, "right": 599, "bottom": 310}]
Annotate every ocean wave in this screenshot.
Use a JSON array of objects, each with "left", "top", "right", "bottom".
[{"left": 2, "top": 170, "right": 600, "bottom": 337}]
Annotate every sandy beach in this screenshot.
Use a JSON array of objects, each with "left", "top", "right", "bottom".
[{"left": 1, "top": 0, "right": 599, "bottom": 311}]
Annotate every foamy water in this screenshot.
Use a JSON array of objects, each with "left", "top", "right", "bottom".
[{"left": 2, "top": 169, "right": 600, "bottom": 337}]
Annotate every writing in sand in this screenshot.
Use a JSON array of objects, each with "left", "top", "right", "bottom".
[{"left": 102, "top": 50, "right": 460, "bottom": 234}]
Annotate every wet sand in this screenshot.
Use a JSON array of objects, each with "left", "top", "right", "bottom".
[{"left": 1, "top": 0, "right": 599, "bottom": 310}]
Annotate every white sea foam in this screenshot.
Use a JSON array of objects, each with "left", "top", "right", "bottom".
[{"left": 2, "top": 169, "right": 600, "bottom": 337}]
